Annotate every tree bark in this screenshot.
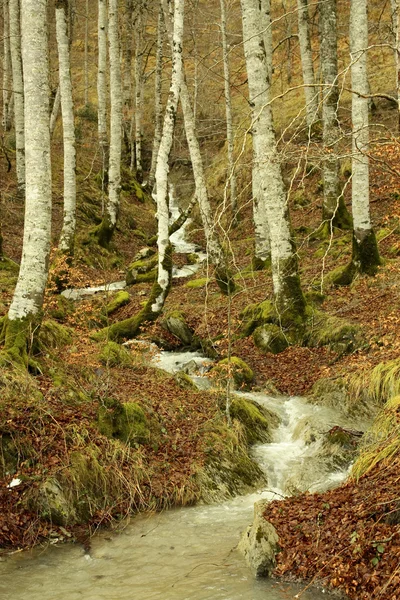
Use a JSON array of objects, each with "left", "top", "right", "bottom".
[
  {"left": 241, "top": 0, "right": 306, "bottom": 321},
  {"left": 132, "top": 5, "right": 145, "bottom": 179},
  {"left": 2, "top": 0, "right": 52, "bottom": 365},
  {"left": 56, "top": 0, "right": 77, "bottom": 256},
  {"left": 8, "top": 0, "right": 25, "bottom": 197},
  {"left": 123, "top": 0, "right": 133, "bottom": 160},
  {"left": 2, "top": 0, "right": 12, "bottom": 132},
  {"left": 319, "top": 0, "right": 351, "bottom": 232},
  {"left": 333, "top": 0, "right": 380, "bottom": 284},
  {"left": 148, "top": 3, "right": 164, "bottom": 190},
  {"left": 50, "top": 85, "right": 61, "bottom": 136},
  {"left": 97, "top": 0, "right": 109, "bottom": 185},
  {"left": 220, "top": 0, "right": 237, "bottom": 224},
  {"left": 84, "top": 0, "right": 89, "bottom": 106},
  {"left": 296, "top": 0, "right": 319, "bottom": 128}
]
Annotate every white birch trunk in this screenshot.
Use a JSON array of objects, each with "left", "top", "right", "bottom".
[
  {"left": 241, "top": 0, "right": 305, "bottom": 316},
  {"left": 320, "top": 0, "right": 351, "bottom": 230},
  {"left": 97, "top": 0, "right": 109, "bottom": 178},
  {"left": 2, "top": 0, "right": 12, "bottom": 131},
  {"left": 162, "top": 0, "right": 234, "bottom": 294},
  {"left": 296, "top": 0, "right": 318, "bottom": 128},
  {"left": 9, "top": 0, "right": 25, "bottom": 197},
  {"left": 152, "top": 0, "right": 184, "bottom": 314},
  {"left": 8, "top": 0, "right": 51, "bottom": 322},
  {"left": 220, "top": 0, "right": 237, "bottom": 222},
  {"left": 348, "top": 0, "right": 380, "bottom": 274},
  {"left": 148, "top": 3, "right": 164, "bottom": 189},
  {"left": 50, "top": 85, "right": 61, "bottom": 136},
  {"left": 133, "top": 9, "right": 144, "bottom": 179},
  {"left": 392, "top": 0, "right": 400, "bottom": 129},
  {"left": 56, "top": 0, "right": 77, "bottom": 256},
  {"left": 252, "top": 167, "right": 271, "bottom": 268},
  {"left": 106, "top": 0, "right": 122, "bottom": 232},
  {"left": 123, "top": 0, "right": 133, "bottom": 156}
]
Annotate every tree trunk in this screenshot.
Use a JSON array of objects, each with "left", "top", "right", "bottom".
[
  {"left": 2, "top": 0, "right": 12, "bottom": 132},
  {"left": 319, "top": 0, "right": 351, "bottom": 232},
  {"left": 163, "top": 0, "right": 235, "bottom": 295},
  {"left": 50, "top": 85, "right": 61, "bottom": 136},
  {"left": 220, "top": 0, "right": 237, "bottom": 224},
  {"left": 56, "top": 0, "right": 77, "bottom": 257},
  {"left": 84, "top": 0, "right": 89, "bottom": 106},
  {"left": 334, "top": 0, "right": 380, "bottom": 284},
  {"left": 8, "top": 0, "right": 25, "bottom": 198},
  {"left": 252, "top": 167, "right": 271, "bottom": 270},
  {"left": 133, "top": 6, "right": 144, "bottom": 179},
  {"left": 93, "top": 0, "right": 185, "bottom": 342},
  {"left": 1, "top": 0, "right": 52, "bottom": 366},
  {"left": 97, "top": 0, "right": 109, "bottom": 186},
  {"left": 95, "top": 0, "right": 123, "bottom": 247},
  {"left": 123, "top": 0, "right": 133, "bottom": 160},
  {"left": 148, "top": 3, "right": 164, "bottom": 190},
  {"left": 241, "top": 0, "right": 306, "bottom": 322},
  {"left": 392, "top": 0, "right": 400, "bottom": 129},
  {"left": 296, "top": 0, "right": 319, "bottom": 129}
]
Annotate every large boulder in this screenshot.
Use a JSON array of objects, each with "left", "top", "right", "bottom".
[
  {"left": 253, "top": 324, "right": 289, "bottom": 354},
  {"left": 160, "top": 311, "right": 195, "bottom": 347},
  {"left": 238, "top": 500, "right": 280, "bottom": 577}
]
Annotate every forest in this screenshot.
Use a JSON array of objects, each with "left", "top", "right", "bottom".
[{"left": 0, "top": 0, "right": 400, "bottom": 598}]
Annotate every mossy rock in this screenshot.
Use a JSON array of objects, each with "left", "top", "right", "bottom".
[
  {"left": 48, "top": 295, "right": 75, "bottom": 322},
  {"left": 160, "top": 311, "right": 195, "bottom": 347},
  {"left": 212, "top": 356, "right": 254, "bottom": 388},
  {"left": 185, "top": 277, "right": 210, "bottom": 289},
  {"left": 240, "top": 300, "right": 275, "bottom": 336},
  {"left": 328, "top": 263, "right": 356, "bottom": 287},
  {"left": 306, "top": 311, "right": 362, "bottom": 354},
  {"left": 104, "top": 291, "right": 130, "bottom": 316},
  {"left": 230, "top": 396, "right": 279, "bottom": 444},
  {"left": 36, "top": 478, "right": 77, "bottom": 526},
  {"left": 292, "top": 188, "right": 310, "bottom": 208},
  {"left": 253, "top": 324, "right": 289, "bottom": 354},
  {"left": 97, "top": 398, "right": 149, "bottom": 445},
  {"left": 174, "top": 371, "right": 197, "bottom": 389},
  {"left": 37, "top": 320, "right": 73, "bottom": 351},
  {"left": 305, "top": 290, "right": 325, "bottom": 307},
  {"left": 99, "top": 341, "right": 132, "bottom": 367},
  {"left": 126, "top": 255, "right": 158, "bottom": 285}
]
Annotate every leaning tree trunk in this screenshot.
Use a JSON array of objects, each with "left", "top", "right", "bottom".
[
  {"left": 2, "top": 0, "right": 12, "bottom": 132},
  {"left": 95, "top": 0, "right": 122, "bottom": 248},
  {"left": 97, "top": 0, "right": 109, "bottom": 187},
  {"left": 241, "top": 0, "right": 306, "bottom": 322},
  {"left": 296, "top": 0, "right": 319, "bottom": 129},
  {"left": 163, "top": 0, "right": 235, "bottom": 295},
  {"left": 148, "top": 3, "right": 164, "bottom": 189},
  {"left": 93, "top": 0, "right": 184, "bottom": 343},
  {"left": 56, "top": 0, "right": 77, "bottom": 257},
  {"left": 333, "top": 0, "right": 380, "bottom": 285},
  {"left": 220, "top": 0, "right": 238, "bottom": 224},
  {"left": 9, "top": 0, "right": 25, "bottom": 198},
  {"left": 319, "top": 0, "right": 352, "bottom": 233},
  {"left": 1, "top": 0, "right": 52, "bottom": 366}
]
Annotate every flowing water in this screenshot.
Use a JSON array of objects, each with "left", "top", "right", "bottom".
[{"left": 0, "top": 193, "right": 350, "bottom": 598}]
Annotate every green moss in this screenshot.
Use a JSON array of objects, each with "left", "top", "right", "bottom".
[
  {"left": 215, "top": 266, "right": 236, "bottom": 296},
  {"left": 48, "top": 295, "right": 75, "bottom": 322},
  {"left": 212, "top": 356, "right": 254, "bottom": 388},
  {"left": 253, "top": 324, "right": 289, "bottom": 354},
  {"left": 340, "top": 159, "right": 352, "bottom": 179},
  {"left": 104, "top": 291, "right": 130, "bottom": 316},
  {"left": 240, "top": 300, "right": 275, "bottom": 337},
  {"left": 292, "top": 188, "right": 310, "bottom": 208},
  {"left": 305, "top": 290, "right": 325, "bottom": 307},
  {"left": 97, "top": 398, "right": 149, "bottom": 445},
  {"left": 185, "top": 277, "right": 210, "bottom": 289},
  {"left": 126, "top": 255, "right": 158, "bottom": 285},
  {"left": 251, "top": 256, "right": 271, "bottom": 271},
  {"left": 187, "top": 253, "right": 199, "bottom": 265},
  {"left": 174, "top": 371, "right": 197, "bottom": 389},
  {"left": 37, "top": 320, "right": 73, "bottom": 351},
  {"left": 230, "top": 396, "right": 278, "bottom": 444},
  {"left": 99, "top": 341, "right": 132, "bottom": 367},
  {"left": 0, "top": 315, "right": 41, "bottom": 369},
  {"left": 306, "top": 310, "right": 362, "bottom": 354},
  {"left": 331, "top": 230, "right": 381, "bottom": 286}
]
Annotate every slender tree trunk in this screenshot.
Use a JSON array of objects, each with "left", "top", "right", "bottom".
[
  {"left": 50, "top": 85, "right": 61, "bottom": 136},
  {"left": 123, "top": 0, "right": 133, "bottom": 159},
  {"left": 2, "top": 0, "right": 12, "bottom": 131},
  {"left": 319, "top": 0, "right": 351, "bottom": 232},
  {"left": 220, "top": 0, "right": 237, "bottom": 224},
  {"left": 8, "top": 0, "right": 25, "bottom": 198},
  {"left": 1, "top": 0, "right": 52, "bottom": 366},
  {"left": 97, "top": 0, "right": 109, "bottom": 185},
  {"left": 296, "top": 0, "right": 319, "bottom": 128},
  {"left": 56, "top": 0, "right": 77, "bottom": 256},
  {"left": 241, "top": 0, "right": 305, "bottom": 321},
  {"left": 95, "top": 0, "right": 123, "bottom": 247},
  {"left": 392, "top": 0, "right": 400, "bottom": 129},
  {"left": 334, "top": 0, "right": 380, "bottom": 284},
  {"left": 84, "top": 0, "right": 89, "bottom": 106},
  {"left": 148, "top": 3, "right": 164, "bottom": 189},
  {"left": 133, "top": 7, "right": 144, "bottom": 179},
  {"left": 93, "top": 0, "right": 185, "bottom": 342},
  {"left": 252, "top": 167, "right": 271, "bottom": 270},
  {"left": 163, "top": 0, "right": 235, "bottom": 295}
]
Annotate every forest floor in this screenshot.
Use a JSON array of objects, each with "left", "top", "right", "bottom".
[{"left": 1, "top": 103, "right": 400, "bottom": 599}]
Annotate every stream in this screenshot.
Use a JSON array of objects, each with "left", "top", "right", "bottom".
[{"left": 0, "top": 193, "right": 352, "bottom": 599}]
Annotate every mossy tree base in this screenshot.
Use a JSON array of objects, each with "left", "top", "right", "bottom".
[
  {"left": 215, "top": 267, "right": 236, "bottom": 296},
  {"left": 0, "top": 315, "right": 41, "bottom": 370},
  {"left": 331, "top": 228, "right": 381, "bottom": 286},
  {"left": 91, "top": 217, "right": 116, "bottom": 250}
]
